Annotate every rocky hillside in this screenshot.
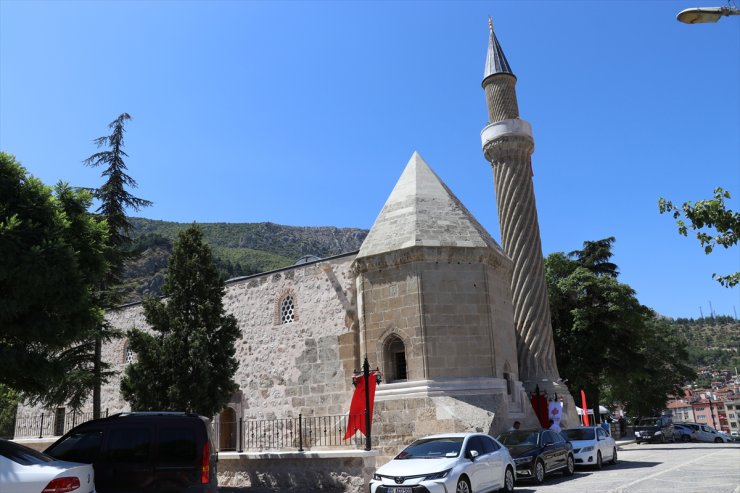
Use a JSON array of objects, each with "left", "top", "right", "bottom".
[
  {"left": 669, "top": 316, "right": 740, "bottom": 370},
  {"left": 120, "top": 218, "right": 367, "bottom": 303}
]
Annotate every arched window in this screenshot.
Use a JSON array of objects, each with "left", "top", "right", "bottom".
[
  {"left": 280, "top": 295, "right": 295, "bottom": 324},
  {"left": 122, "top": 340, "right": 135, "bottom": 364},
  {"left": 383, "top": 335, "right": 408, "bottom": 382}
]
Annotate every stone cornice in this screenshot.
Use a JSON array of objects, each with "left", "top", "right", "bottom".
[{"left": 351, "top": 245, "right": 512, "bottom": 275}]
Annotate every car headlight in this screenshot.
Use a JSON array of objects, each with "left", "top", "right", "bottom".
[
  {"left": 655, "top": 431, "right": 662, "bottom": 435},
  {"left": 424, "top": 469, "right": 451, "bottom": 480},
  {"left": 372, "top": 473, "right": 382, "bottom": 481},
  {"left": 514, "top": 456, "right": 533, "bottom": 465},
  {"left": 580, "top": 446, "right": 594, "bottom": 452}
]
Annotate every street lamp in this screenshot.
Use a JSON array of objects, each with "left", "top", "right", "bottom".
[{"left": 677, "top": 5, "right": 740, "bottom": 23}]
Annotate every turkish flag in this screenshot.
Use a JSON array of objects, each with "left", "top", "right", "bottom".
[{"left": 343, "top": 371, "right": 378, "bottom": 440}]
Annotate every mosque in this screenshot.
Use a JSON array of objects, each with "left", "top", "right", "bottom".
[{"left": 20, "top": 22, "right": 576, "bottom": 458}]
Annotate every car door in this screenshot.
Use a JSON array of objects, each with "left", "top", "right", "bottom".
[
  {"left": 541, "top": 431, "right": 563, "bottom": 472},
  {"left": 97, "top": 424, "right": 155, "bottom": 493},
  {"left": 595, "top": 427, "right": 608, "bottom": 458},
  {"left": 481, "top": 435, "right": 504, "bottom": 490},
  {"left": 463, "top": 436, "right": 491, "bottom": 491}
]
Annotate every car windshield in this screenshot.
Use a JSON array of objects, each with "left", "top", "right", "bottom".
[
  {"left": 637, "top": 418, "right": 659, "bottom": 427},
  {"left": 396, "top": 437, "right": 463, "bottom": 459},
  {"left": 562, "top": 428, "right": 595, "bottom": 441},
  {"left": 0, "top": 440, "right": 54, "bottom": 466},
  {"left": 497, "top": 431, "right": 540, "bottom": 446}
]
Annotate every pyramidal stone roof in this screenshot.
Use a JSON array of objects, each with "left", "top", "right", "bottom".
[{"left": 357, "top": 152, "right": 504, "bottom": 259}]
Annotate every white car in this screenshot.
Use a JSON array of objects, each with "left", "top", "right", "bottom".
[
  {"left": 369, "top": 432, "right": 516, "bottom": 493},
  {"left": 0, "top": 438, "right": 96, "bottom": 493},
  {"left": 560, "top": 426, "right": 617, "bottom": 469}
]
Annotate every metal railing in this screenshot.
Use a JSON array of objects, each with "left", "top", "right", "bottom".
[
  {"left": 13, "top": 409, "right": 106, "bottom": 439},
  {"left": 214, "top": 413, "right": 371, "bottom": 452}
]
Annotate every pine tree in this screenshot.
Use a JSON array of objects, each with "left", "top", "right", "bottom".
[
  {"left": 121, "top": 226, "right": 240, "bottom": 416},
  {"left": 84, "top": 113, "right": 152, "bottom": 418}
]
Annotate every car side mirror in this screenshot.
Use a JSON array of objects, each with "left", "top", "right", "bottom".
[{"left": 468, "top": 450, "right": 479, "bottom": 461}]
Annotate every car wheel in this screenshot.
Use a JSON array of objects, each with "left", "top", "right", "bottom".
[
  {"left": 636, "top": 440, "right": 642, "bottom": 444},
  {"left": 456, "top": 476, "right": 471, "bottom": 493},
  {"left": 715, "top": 437, "right": 723, "bottom": 443},
  {"left": 564, "top": 454, "right": 575, "bottom": 476},
  {"left": 681, "top": 435, "right": 689, "bottom": 443},
  {"left": 610, "top": 447, "right": 618, "bottom": 465},
  {"left": 595, "top": 451, "right": 603, "bottom": 470},
  {"left": 534, "top": 459, "right": 546, "bottom": 484},
  {"left": 501, "top": 467, "right": 515, "bottom": 493}
]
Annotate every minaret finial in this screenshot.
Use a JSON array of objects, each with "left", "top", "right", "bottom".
[{"left": 488, "top": 16, "right": 494, "bottom": 34}]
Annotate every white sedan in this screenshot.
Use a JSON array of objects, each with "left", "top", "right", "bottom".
[
  {"left": 369, "top": 432, "right": 516, "bottom": 493},
  {"left": 0, "top": 438, "right": 95, "bottom": 493},
  {"left": 560, "top": 426, "right": 617, "bottom": 469}
]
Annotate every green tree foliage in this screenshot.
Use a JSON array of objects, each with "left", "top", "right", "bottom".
[
  {"left": 547, "top": 237, "right": 695, "bottom": 420},
  {"left": 121, "top": 226, "right": 240, "bottom": 416},
  {"left": 0, "top": 384, "right": 19, "bottom": 439},
  {"left": 0, "top": 152, "right": 108, "bottom": 409},
  {"left": 659, "top": 188, "right": 739, "bottom": 287},
  {"left": 603, "top": 317, "right": 696, "bottom": 416},
  {"left": 84, "top": 113, "right": 152, "bottom": 418}
]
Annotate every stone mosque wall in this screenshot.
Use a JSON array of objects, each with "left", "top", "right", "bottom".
[{"left": 98, "top": 252, "right": 361, "bottom": 421}]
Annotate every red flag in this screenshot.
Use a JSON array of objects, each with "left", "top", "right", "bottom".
[
  {"left": 343, "top": 371, "right": 378, "bottom": 440},
  {"left": 529, "top": 394, "right": 549, "bottom": 428},
  {"left": 581, "top": 390, "right": 590, "bottom": 426}
]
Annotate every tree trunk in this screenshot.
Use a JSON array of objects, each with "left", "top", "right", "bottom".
[{"left": 93, "top": 332, "right": 101, "bottom": 419}]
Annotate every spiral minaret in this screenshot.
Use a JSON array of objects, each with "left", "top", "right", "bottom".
[{"left": 480, "top": 20, "right": 559, "bottom": 382}]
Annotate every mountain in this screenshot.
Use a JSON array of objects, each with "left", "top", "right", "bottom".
[
  {"left": 120, "top": 218, "right": 368, "bottom": 304},
  {"left": 668, "top": 316, "right": 740, "bottom": 370}
]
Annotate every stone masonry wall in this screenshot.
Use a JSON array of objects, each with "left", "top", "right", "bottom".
[{"left": 61, "top": 253, "right": 362, "bottom": 423}]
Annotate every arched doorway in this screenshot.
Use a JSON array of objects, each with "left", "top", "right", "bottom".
[
  {"left": 219, "top": 407, "right": 237, "bottom": 451},
  {"left": 383, "top": 335, "right": 408, "bottom": 382}
]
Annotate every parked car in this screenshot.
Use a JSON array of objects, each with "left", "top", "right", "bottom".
[
  {"left": 496, "top": 429, "right": 575, "bottom": 484},
  {"left": 560, "top": 426, "right": 617, "bottom": 469},
  {"left": 680, "top": 423, "right": 733, "bottom": 443},
  {"left": 369, "top": 432, "right": 516, "bottom": 493},
  {"left": 0, "top": 438, "right": 96, "bottom": 493},
  {"left": 673, "top": 423, "right": 697, "bottom": 442},
  {"left": 634, "top": 416, "right": 675, "bottom": 444},
  {"left": 44, "top": 411, "right": 217, "bottom": 493}
]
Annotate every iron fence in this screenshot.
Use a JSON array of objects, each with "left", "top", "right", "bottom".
[
  {"left": 214, "top": 413, "right": 370, "bottom": 452},
  {"left": 13, "top": 409, "right": 105, "bottom": 439}
]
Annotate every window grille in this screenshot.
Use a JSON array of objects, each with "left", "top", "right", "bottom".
[{"left": 280, "top": 295, "right": 295, "bottom": 324}]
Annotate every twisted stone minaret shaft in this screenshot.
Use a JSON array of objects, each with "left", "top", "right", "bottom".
[{"left": 480, "top": 22, "right": 559, "bottom": 381}]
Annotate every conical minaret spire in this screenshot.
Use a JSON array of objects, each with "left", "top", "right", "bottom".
[{"left": 480, "top": 21, "right": 559, "bottom": 382}]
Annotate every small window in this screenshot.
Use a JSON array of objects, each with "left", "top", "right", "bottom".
[
  {"left": 280, "top": 295, "right": 295, "bottom": 324},
  {"left": 126, "top": 348, "right": 135, "bottom": 364},
  {"left": 158, "top": 428, "right": 196, "bottom": 464},
  {"left": 46, "top": 431, "right": 103, "bottom": 464},
  {"left": 108, "top": 428, "right": 152, "bottom": 463}
]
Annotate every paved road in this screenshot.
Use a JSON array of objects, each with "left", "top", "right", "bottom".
[{"left": 516, "top": 441, "right": 740, "bottom": 493}]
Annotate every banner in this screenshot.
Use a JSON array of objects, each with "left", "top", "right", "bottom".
[
  {"left": 580, "top": 389, "right": 590, "bottom": 426},
  {"left": 548, "top": 400, "right": 563, "bottom": 431},
  {"left": 343, "top": 371, "right": 378, "bottom": 440},
  {"left": 530, "top": 394, "right": 549, "bottom": 428}
]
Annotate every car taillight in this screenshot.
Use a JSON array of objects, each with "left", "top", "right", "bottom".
[
  {"left": 201, "top": 442, "right": 210, "bottom": 484},
  {"left": 42, "top": 477, "right": 81, "bottom": 493}
]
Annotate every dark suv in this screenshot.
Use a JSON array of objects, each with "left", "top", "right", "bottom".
[
  {"left": 634, "top": 416, "right": 675, "bottom": 444},
  {"left": 44, "top": 411, "right": 218, "bottom": 493}
]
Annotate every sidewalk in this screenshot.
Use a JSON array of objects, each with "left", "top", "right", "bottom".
[{"left": 614, "top": 429, "right": 636, "bottom": 447}]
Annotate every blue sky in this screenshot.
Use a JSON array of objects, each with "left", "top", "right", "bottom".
[{"left": 1, "top": 0, "right": 738, "bottom": 319}]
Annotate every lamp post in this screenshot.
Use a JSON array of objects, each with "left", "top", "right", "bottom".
[
  {"left": 677, "top": 5, "right": 740, "bottom": 23},
  {"left": 352, "top": 356, "right": 382, "bottom": 451}
]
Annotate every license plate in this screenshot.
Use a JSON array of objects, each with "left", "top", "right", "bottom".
[{"left": 388, "top": 488, "right": 412, "bottom": 493}]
